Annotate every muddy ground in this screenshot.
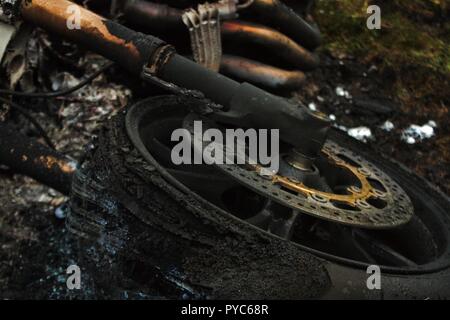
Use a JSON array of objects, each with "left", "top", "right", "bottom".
[{"left": 0, "top": 1, "right": 449, "bottom": 299}]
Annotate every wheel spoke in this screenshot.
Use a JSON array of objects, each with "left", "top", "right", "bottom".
[
  {"left": 251, "top": 201, "right": 299, "bottom": 240},
  {"left": 353, "top": 230, "right": 418, "bottom": 267},
  {"left": 348, "top": 231, "right": 378, "bottom": 264}
]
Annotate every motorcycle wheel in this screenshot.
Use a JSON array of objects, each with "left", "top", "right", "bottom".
[{"left": 68, "top": 95, "right": 450, "bottom": 299}]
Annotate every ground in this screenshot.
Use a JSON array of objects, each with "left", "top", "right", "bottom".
[{"left": 0, "top": 1, "right": 449, "bottom": 299}]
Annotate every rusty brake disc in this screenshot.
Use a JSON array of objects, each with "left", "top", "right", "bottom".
[{"left": 183, "top": 114, "right": 414, "bottom": 229}]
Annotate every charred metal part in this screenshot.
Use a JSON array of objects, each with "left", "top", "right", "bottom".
[
  {"left": 122, "top": 0, "right": 239, "bottom": 31},
  {"left": 122, "top": 2, "right": 319, "bottom": 71},
  {"left": 221, "top": 20, "right": 319, "bottom": 70},
  {"left": 216, "top": 0, "right": 239, "bottom": 19},
  {"left": 186, "top": 0, "right": 242, "bottom": 20},
  {"left": 160, "top": 54, "right": 329, "bottom": 157},
  {"left": 198, "top": 3, "right": 221, "bottom": 71},
  {"left": 123, "top": 0, "right": 184, "bottom": 32},
  {"left": 243, "top": 0, "right": 321, "bottom": 50},
  {"left": 285, "top": 148, "right": 314, "bottom": 171},
  {"left": 19, "top": 0, "right": 329, "bottom": 156},
  {"left": 196, "top": 0, "right": 253, "bottom": 19},
  {"left": 142, "top": 43, "right": 175, "bottom": 75},
  {"left": 182, "top": 3, "right": 222, "bottom": 71},
  {"left": 182, "top": 10, "right": 201, "bottom": 65},
  {"left": 0, "top": 123, "right": 75, "bottom": 195},
  {"left": 141, "top": 64, "right": 225, "bottom": 114},
  {"left": 160, "top": 54, "right": 239, "bottom": 106},
  {"left": 20, "top": 0, "right": 171, "bottom": 76},
  {"left": 220, "top": 55, "right": 305, "bottom": 89}
]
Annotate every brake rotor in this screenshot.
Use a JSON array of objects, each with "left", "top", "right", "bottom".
[{"left": 183, "top": 114, "right": 414, "bottom": 229}]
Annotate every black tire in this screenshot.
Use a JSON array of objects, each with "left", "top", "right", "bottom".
[
  {"left": 67, "top": 95, "right": 450, "bottom": 299},
  {"left": 318, "top": 131, "right": 450, "bottom": 299}
]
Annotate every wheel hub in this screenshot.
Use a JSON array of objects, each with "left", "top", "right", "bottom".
[{"left": 184, "top": 113, "right": 414, "bottom": 229}]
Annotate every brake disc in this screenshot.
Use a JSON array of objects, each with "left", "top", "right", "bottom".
[{"left": 183, "top": 114, "right": 414, "bottom": 229}]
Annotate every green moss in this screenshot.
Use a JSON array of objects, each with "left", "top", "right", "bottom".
[{"left": 314, "top": 0, "right": 450, "bottom": 75}]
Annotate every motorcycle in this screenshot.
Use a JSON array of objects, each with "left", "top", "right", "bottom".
[{"left": 0, "top": 0, "right": 449, "bottom": 299}]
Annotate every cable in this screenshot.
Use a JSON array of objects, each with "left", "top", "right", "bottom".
[
  {"left": 0, "top": 61, "right": 114, "bottom": 150},
  {"left": 0, "top": 96, "right": 55, "bottom": 149},
  {"left": 0, "top": 62, "right": 114, "bottom": 98}
]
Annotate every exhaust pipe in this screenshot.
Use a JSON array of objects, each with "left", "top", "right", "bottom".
[
  {"left": 221, "top": 20, "right": 319, "bottom": 71},
  {"left": 0, "top": 123, "right": 75, "bottom": 195},
  {"left": 220, "top": 55, "right": 306, "bottom": 90}
]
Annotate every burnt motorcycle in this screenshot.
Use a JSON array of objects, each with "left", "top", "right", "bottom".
[{"left": 0, "top": 0, "right": 449, "bottom": 299}]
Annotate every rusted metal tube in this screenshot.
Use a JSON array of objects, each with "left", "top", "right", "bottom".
[
  {"left": 20, "top": 0, "right": 169, "bottom": 75},
  {"left": 221, "top": 20, "right": 319, "bottom": 71},
  {"left": 123, "top": 0, "right": 184, "bottom": 32},
  {"left": 0, "top": 123, "right": 75, "bottom": 195},
  {"left": 244, "top": 0, "right": 321, "bottom": 50},
  {"left": 121, "top": 2, "right": 318, "bottom": 71},
  {"left": 220, "top": 55, "right": 306, "bottom": 90}
]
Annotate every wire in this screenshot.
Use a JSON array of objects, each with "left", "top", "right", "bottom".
[
  {"left": 0, "top": 62, "right": 114, "bottom": 98},
  {"left": 0, "top": 61, "right": 114, "bottom": 150},
  {"left": 0, "top": 96, "right": 55, "bottom": 150}
]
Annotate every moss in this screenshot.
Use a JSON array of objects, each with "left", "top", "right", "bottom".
[
  {"left": 315, "top": 0, "right": 450, "bottom": 75},
  {"left": 314, "top": 0, "right": 449, "bottom": 114}
]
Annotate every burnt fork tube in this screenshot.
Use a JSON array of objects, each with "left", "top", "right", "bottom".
[
  {"left": 160, "top": 55, "right": 330, "bottom": 157},
  {"left": 0, "top": 123, "right": 75, "bottom": 195}
]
